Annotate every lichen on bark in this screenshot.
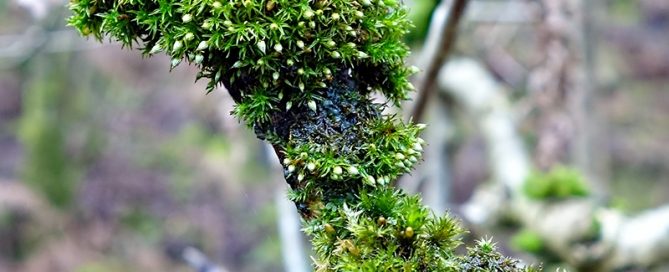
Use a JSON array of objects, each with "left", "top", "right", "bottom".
[{"left": 67, "top": 0, "right": 541, "bottom": 270}]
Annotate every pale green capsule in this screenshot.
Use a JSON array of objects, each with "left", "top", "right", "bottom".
[
  {"left": 150, "top": 44, "right": 162, "bottom": 54},
  {"left": 172, "top": 40, "right": 183, "bottom": 52},
  {"left": 196, "top": 41, "right": 208, "bottom": 51},
  {"left": 307, "top": 100, "right": 317, "bottom": 112},
  {"left": 182, "top": 14, "right": 192, "bottom": 23},
  {"left": 194, "top": 54, "right": 204, "bottom": 64},
  {"left": 257, "top": 40, "right": 266, "bottom": 54},
  {"left": 333, "top": 166, "right": 343, "bottom": 175}
]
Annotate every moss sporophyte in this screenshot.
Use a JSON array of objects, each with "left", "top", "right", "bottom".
[{"left": 68, "top": 0, "right": 541, "bottom": 270}]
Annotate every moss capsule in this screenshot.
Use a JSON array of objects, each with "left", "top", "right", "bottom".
[
  {"left": 266, "top": 0, "right": 275, "bottom": 11},
  {"left": 378, "top": 216, "right": 387, "bottom": 226},
  {"left": 257, "top": 40, "right": 267, "bottom": 54},
  {"left": 404, "top": 227, "right": 414, "bottom": 238},
  {"left": 412, "top": 142, "right": 423, "bottom": 152},
  {"left": 304, "top": 10, "right": 314, "bottom": 19},
  {"left": 194, "top": 54, "right": 204, "bottom": 64},
  {"left": 365, "top": 175, "right": 375, "bottom": 185},
  {"left": 170, "top": 58, "right": 181, "bottom": 68},
  {"left": 347, "top": 166, "right": 359, "bottom": 175},
  {"left": 324, "top": 223, "right": 335, "bottom": 235},
  {"left": 182, "top": 14, "right": 192, "bottom": 23},
  {"left": 149, "top": 44, "right": 162, "bottom": 54},
  {"left": 196, "top": 41, "right": 208, "bottom": 51},
  {"left": 308, "top": 100, "right": 317, "bottom": 112},
  {"left": 417, "top": 137, "right": 426, "bottom": 145},
  {"left": 172, "top": 41, "right": 183, "bottom": 52}
]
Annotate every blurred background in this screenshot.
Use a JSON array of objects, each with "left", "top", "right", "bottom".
[{"left": 0, "top": 0, "right": 668, "bottom": 271}]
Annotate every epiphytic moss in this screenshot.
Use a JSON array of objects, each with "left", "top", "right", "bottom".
[{"left": 68, "top": 0, "right": 541, "bottom": 270}]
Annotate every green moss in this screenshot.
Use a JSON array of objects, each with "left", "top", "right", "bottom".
[
  {"left": 68, "top": 0, "right": 539, "bottom": 270},
  {"left": 511, "top": 229, "right": 545, "bottom": 254},
  {"left": 524, "top": 165, "right": 589, "bottom": 200}
]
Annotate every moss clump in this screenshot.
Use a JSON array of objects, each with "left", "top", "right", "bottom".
[
  {"left": 524, "top": 165, "right": 589, "bottom": 200},
  {"left": 510, "top": 229, "right": 545, "bottom": 254},
  {"left": 67, "top": 0, "right": 540, "bottom": 270}
]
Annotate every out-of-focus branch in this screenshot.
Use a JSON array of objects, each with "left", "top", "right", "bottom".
[
  {"left": 166, "top": 243, "right": 229, "bottom": 272},
  {"left": 410, "top": 0, "right": 469, "bottom": 123},
  {"left": 276, "top": 186, "right": 309, "bottom": 272},
  {"left": 440, "top": 58, "right": 669, "bottom": 271}
]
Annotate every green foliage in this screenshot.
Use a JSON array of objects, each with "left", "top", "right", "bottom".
[
  {"left": 404, "top": 0, "right": 438, "bottom": 44},
  {"left": 68, "top": 0, "right": 417, "bottom": 126},
  {"left": 119, "top": 206, "right": 162, "bottom": 242},
  {"left": 510, "top": 229, "right": 545, "bottom": 254},
  {"left": 68, "top": 0, "right": 539, "bottom": 270},
  {"left": 18, "top": 56, "right": 78, "bottom": 209},
  {"left": 460, "top": 238, "right": 543, "bottom": 272},
  {"left": 303, "top": 187, "right": 466, "bottom": 271},
  {"left": 524, "top": 165, "right": 589, "bottom": 200}
]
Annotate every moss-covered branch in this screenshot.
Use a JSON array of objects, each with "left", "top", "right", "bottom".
[{"left": 67, "top": 0, "right": 540, "bottom": 270}]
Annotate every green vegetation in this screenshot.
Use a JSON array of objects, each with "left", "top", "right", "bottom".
[
  {"left": 18, "top": 56, "right": 79, "bottom": 209},
  {"left": 67, "top": 0, "right": 540, "bottom": 270},
  {"left": 524, "top": 165, "right": 589, "bottom": 200},
  {"left": 510, "top": 229, "right": 544, "bottom": 254}
]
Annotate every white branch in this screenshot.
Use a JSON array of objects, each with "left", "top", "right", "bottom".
[{"left": 439, "top": 58, "right": 669, "bottom": 271}]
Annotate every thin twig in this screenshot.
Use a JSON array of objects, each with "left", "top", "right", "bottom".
[{"left": 411, "top": 0, "right": 469, "bottom": 123}]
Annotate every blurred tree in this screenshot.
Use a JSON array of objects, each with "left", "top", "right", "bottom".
[{"left": 18, "top": 55, "right": 78, "bottom": 209}]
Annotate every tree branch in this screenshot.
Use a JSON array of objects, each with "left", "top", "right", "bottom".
[
  {"left": 410, "top": 0, "right": 469, "bottom": 123},
  {"left": 440, "top": 57, "right": 669, "bottom": 271}
]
